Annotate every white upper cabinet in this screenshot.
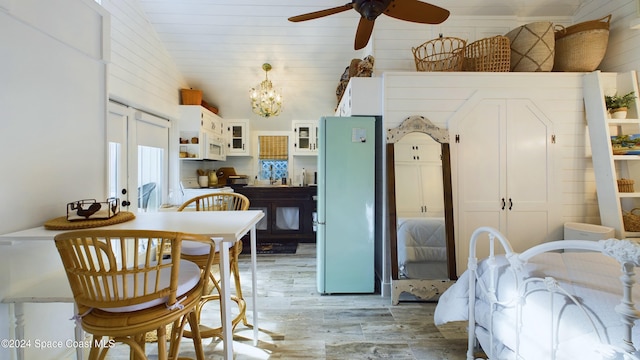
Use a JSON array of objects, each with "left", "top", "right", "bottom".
[
  {"left": 179, "top": 105, "right": 225, "bottom": 160},
  {"left": 292, "top": 120, "right": 318, "bottom": 155},
  {"left": 335, "top": 77, "right": 383, "bottom": 117},
  {"left": 225, "top": 119, "right": 250, "bottom": 156}
]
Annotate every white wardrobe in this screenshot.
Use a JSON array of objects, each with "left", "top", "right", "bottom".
[{"left": 448, "top": 92, "right": 561, "bottom": 272}]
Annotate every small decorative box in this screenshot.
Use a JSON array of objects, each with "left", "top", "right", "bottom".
[{"left": 67, "top": 198, "right": 120, "bottom": 221}]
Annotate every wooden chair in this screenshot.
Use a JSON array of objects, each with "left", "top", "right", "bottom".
[
  {"left": 54, "top": 229, "right": 215, "bottom": 360},
  {"left": 176, "top": 192, "right": 250, "bottom": 339}
]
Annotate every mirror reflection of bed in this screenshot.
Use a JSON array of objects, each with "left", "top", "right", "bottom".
[{"left": 387, "top": 115, "right": 456, "bottom": 305}]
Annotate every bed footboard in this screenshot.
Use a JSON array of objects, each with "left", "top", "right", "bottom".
[{"left": 466, "top": 226, "right": 640, "bottom": 360}]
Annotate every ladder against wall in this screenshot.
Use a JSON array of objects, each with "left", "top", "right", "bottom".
[{"left": 584, "top": 71, "right": 640, "bottom": 239}]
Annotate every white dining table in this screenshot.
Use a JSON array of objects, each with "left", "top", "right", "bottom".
[{"left": 0, "top": 210, "right": 264, "bottom": 360}]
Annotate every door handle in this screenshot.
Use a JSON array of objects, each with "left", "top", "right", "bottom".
[
  {"left": 501, "top": 198, "right": 506, "bottom": 210},
  {"left": 508, "top": 198, "right": 513, "bottom": 210}
]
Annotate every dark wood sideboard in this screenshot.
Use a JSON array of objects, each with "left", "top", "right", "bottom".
[{"left": 233, "top": 185, "right": 317, "bottom": 246}]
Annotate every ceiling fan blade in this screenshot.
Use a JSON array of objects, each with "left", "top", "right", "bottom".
[
  {"left": 288, "top": 3, "right": 354, "bottom": 22},
  {"left": 354, "top": 17, "right": 375, "bottom": 50},
  {"left": 384, "top": 0, "right": 450, "bottom": 24}
]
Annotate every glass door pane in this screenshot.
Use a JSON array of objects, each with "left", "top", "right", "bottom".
[
  {"left": 275, "top": 206, "right": 300, "bottom": 230},
  {"left": 137, "top": 146, "right": 163, "bottom": 212},
  {"left": 135, "top": 111, "right": 170, "bottom": 212}
]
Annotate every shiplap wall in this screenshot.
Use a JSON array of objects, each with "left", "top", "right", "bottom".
[
  {"left": 103, "top": 0, "right": 186, "bottom": 119},
  {"left": 371, "top": 15, "right": 571, "bottom": 73}
]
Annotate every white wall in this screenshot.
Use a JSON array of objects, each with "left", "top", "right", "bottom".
[{"left": 0, "top": 1, "right": 108, "bottom": 358}]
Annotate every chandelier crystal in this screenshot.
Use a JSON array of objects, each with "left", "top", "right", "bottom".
[{"left": 249, "top": 63, "right": 283, "bottom": 118}]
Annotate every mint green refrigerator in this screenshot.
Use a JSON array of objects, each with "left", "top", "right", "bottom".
[{"left": 317, "top": 116, "right": 376, "bottom": 294}]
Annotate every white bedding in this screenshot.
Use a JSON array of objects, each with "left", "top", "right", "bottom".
[
  {"left": 434, "top": 251, "right": 640, "bottom": 359},
  {"left": 397, "top": 217, "right": 447, "bottom": 279}
]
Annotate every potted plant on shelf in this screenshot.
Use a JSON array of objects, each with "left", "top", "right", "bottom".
[{"left": 605, "top": 91, "right": 636, "bottom": 119}]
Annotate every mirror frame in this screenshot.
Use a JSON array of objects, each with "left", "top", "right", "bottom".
[{"left": 387, "top": 115, "right": 456, "bottom": 304}]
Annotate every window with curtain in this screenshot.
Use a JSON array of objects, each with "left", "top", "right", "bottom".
[{"left": 258, "top": 135, "right": 289, "bottom": 181}]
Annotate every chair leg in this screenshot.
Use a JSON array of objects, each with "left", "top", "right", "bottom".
[
  {"left": 88, "top": 336, "right": 103, "bottom": 360},
  {"left": 188, "top": 310, "right": 205, "bottom": 360},
  {"left": 157, "top": 325, "right": 167, "bottom": 360}
]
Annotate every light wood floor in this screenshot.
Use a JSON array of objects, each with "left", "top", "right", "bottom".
[{"left": 102, "top": 243, "right": 470, "bottom": 359}]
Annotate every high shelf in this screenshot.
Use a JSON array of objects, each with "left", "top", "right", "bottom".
[{"left": 584, "top": 71, "right": 640, "bottom": 238}]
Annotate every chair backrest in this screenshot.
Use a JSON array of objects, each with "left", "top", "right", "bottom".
[
  {"left": 177, "top": 192, "right": 250, "bottom": 212},
  {"left": 54, "top": 229, "right": 213, "bottom": 313},
  {"left": 138, "top": 182, "right": 157, "bottom": 209}
]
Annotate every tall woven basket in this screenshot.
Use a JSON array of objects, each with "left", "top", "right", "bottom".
[
  {"left": 553, "top": 15, "right": 611, "bottom": 72},
  {"left": 412, "top": 37, "right": 467, "bottom": 71},
  {"left": 463, "top": 36, "right": 511, "bottom": 72},
  {"left": 505, "top": 22, "right": 555, "bottom": 72}
]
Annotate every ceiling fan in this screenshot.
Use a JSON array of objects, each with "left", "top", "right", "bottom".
[{"left": 288, "top": 0, "right": 450, "bottom": 50}]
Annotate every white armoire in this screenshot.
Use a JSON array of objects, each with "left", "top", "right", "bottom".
[{"left": 449, "top": 91, "right": 561, "bottom": 273}]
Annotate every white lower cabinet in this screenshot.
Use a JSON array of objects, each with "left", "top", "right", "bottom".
[{"left": 451, "top": 95, "right": 559, "bottom": 275}]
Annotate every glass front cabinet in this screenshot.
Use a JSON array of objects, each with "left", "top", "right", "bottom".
[
  {"left": 226, "top": 119, "right": 250, "bottom": 156},
  {"left": 292, "top": 120, "right": 318, "bottom": 155}
]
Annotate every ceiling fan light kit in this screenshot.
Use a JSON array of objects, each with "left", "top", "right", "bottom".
[{"left": 288, "top": 0, "right": 450, "bottom": 50}]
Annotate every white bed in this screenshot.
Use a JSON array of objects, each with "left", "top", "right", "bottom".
[
  {"left": 434, "top": 226, "right": 640, "bottom": 360},
  {"left": 397, "top": 217, "right": 448, "bottom": 279}
]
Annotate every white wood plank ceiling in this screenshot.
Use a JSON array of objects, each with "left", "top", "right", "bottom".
[{"left": 137, "top": 0, "right": 586, "bottom": 121}]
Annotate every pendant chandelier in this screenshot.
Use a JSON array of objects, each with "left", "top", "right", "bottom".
[{"left": 249, "top": 63, "right": 283, "bottom": 118}]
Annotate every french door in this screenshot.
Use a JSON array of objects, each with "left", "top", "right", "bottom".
[{"left": 107, "top": 101, "right": 170, "bottom": 212}]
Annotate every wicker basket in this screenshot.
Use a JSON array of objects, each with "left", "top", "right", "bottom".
[
  {"left": 505, "top": 22, "right": 555, "bottom": 72},
  {"left": 180, "top": 88, "right": 203, "bottom": 105},
  {"left": 552, "top": 15, "right": 611, "bottom": 72},
  {"left": 463, "top": 36, "right": 511, "bottom": 72},
  {"left": 623, "top": 208, "right": 640, "bottom": 231},
  {"left": 618, "top": 178, "right": 635, "bottom": 193},
  {"left": 412, "top": 37, "right": 467, "bottom": 72}
]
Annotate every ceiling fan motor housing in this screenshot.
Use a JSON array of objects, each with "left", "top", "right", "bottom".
[{"left": 354, "top": 0, "right": 392, "bottom": 20}]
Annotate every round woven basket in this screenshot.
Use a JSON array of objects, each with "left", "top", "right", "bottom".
[
  {"left": 412, "top": 37, "right": 467, "bottom": 72},
  {"left": 505, "top": 22, "right": 554, "bottom": 72},
  {"left": 552, "top": 15, "right": 611, "bottom": 72}
]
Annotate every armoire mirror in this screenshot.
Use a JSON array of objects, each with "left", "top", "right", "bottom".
[{"left": 387, "top": 115, "right": 456, "bottom": 304}]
